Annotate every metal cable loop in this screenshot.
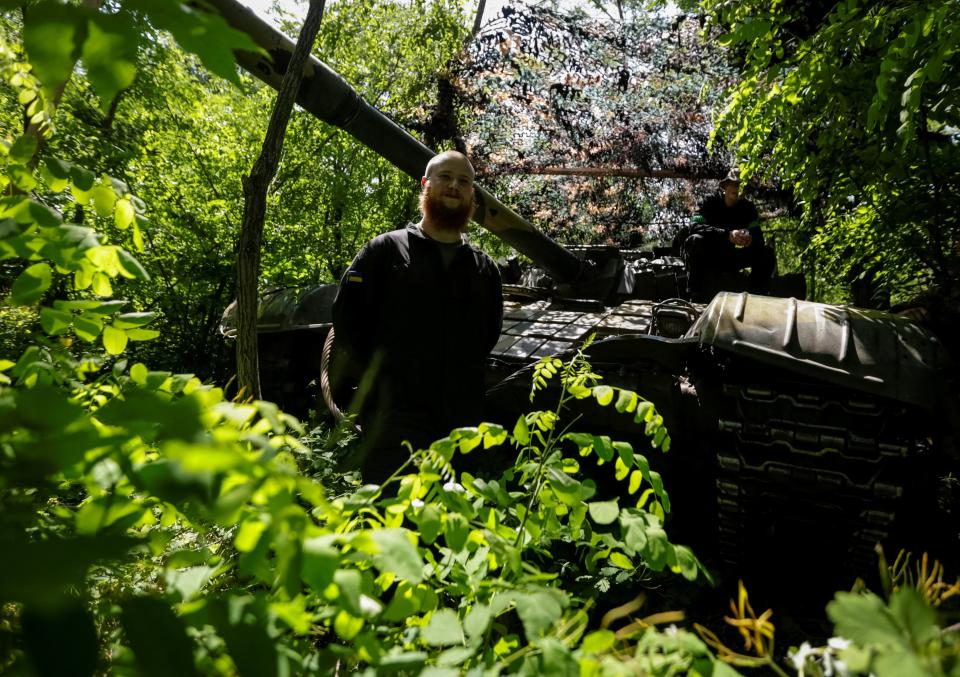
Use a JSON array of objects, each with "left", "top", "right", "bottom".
[{"left": 321, "top": 326, "right": 362, "bottom": 434}]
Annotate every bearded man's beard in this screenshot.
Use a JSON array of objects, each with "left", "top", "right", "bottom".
[{"left": 420, "top": 185, "right": 473, "bottom": 233}]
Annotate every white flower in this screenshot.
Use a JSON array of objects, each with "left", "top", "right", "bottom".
[
  {"left": 411, "top": 498, "right": 425, "bottom": 509},
  {"left": 443, "top": 481, "right": 465, "bottom": 493},
  {"left": 827, "top": 637, "right": 850, "bottom": 651},
  {"left": 788, "top": 642, "right": 814, "bottom": 671},
  {"left": 663, "top": 624, "right": 679, "bottom": 636}
]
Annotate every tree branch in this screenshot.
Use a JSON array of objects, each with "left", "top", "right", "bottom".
[{"left": 235, "top": 0, "right": 326, "bottom": 400}]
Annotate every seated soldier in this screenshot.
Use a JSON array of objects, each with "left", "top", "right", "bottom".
[{"left": 683, "top": 170, "right": 776, "bottom": 301}]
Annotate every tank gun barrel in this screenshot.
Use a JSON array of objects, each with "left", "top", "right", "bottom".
[{"left": 205, "top": 0, "right": 583, "bottom": 284}]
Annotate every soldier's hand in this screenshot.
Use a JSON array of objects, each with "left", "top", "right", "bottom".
[{"left": 729, "top": 229, "right": 752, "bottom": 247}]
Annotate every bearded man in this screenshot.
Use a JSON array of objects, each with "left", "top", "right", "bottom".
[{"left": 332, "top": 151, "right": 503, "bottom": 482}]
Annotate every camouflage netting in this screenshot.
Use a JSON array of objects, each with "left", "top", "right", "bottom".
[{"left": 450, "top": 4, "right": 741, "bottom": 247}]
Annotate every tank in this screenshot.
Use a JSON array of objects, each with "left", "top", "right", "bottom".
[{"left": 213, "top": 0, "right": 958, "bottom": 603}]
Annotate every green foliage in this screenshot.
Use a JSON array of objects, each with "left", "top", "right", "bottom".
[
  {"left": 784, "top": 586, "right": 960, "bottom": 676},
  {"left": 697, "top": 0, "right": 960, "bottom": 302},
  {"left": 8, "top": 0, "right": 260, "bottom": 110}
]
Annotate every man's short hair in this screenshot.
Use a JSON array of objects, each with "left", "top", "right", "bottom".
[{"left": 424, "top": 150, "right": 475, "bottom": 180}]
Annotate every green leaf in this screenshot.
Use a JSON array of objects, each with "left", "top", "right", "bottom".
[
  {"left": 11, "top": 262, "right": 52, "bottom": 305},
  {"left": 614, "top": 440, "right": 634, "bottom": 466},
  {"left": 130, "top": 0, "right": 262, "bottom": 87},
  {"left": 513, "top": 414, "right": 530, "bottom": 445},
  {"left": 16, "top": 383, "right": 88, "bottom": 432},
  {"left": 443, "top": 513, "right": 469, "bottom": 552},
  {"left": 333, "top": 569, "right": 363, "bottom": 617},
  {"left": 39, "top": 307, "right": 72, "bottom": 335},
  {"left": 115, "top": 198, "right": 135, "bottom": 230},
  {"left": 436, "top": 646, "right": 474, "bottom": 668},
  {"left": 44, "top": 157, "right": 72, "bottom": 181},
  {"left": 464, "top": 604, "right": 491, "bottom": 639},
  {"left": 235, "top": 519, "right": 268, "bottom": 552},
  {"left": 563, "top": 432, "right": 592, "bottom": 451},
  {"left": 9, "top": 135, "right": 38, "bottom": 164},
  {"left": 132, "top": 218, "right": 144, "bottom": 251},
  {"left": 121, "top": 598, "right": 199, "bottom": 677},
  {"left": 103, "top": 325, "right": 128, "bottom": 355},
  {"left": 164, "top": 565, "right": 213, "bottom": 602},
  {"left": 301, "top": 539, "right": 339, "bottom": 592},
  {"left": 538, "top": 638, "right": 578, "bottom": 676},
  {"left": 0, "top": 536, "right": 136, "bottom": 607},
  {"left": 23, "top": 5, "right": 82, "bottom": 96},
  {"left": 73, "top": 313, "right": 104, "bottom": 341},
  {"left": 644, "top": 527, "right": 669, "bottom": 568},
  {"left": 547, "top": 466, "right": 583, "bottom": 506},
  {"left": 91, "top": 184, "right": 118, "bottom": 218},
  {"left": 828, "top": 592, "right": 905, "bottom": 647},
  {"left": 8, "top": 164, "right": 37, "bottom": 192},
  {"left": 130, "top": 362, "right": 148, "bottom": 384},
  {"left": 588, "top": 499, "right": 620, "bottom": 525},
  {"left": 593, "top": 385, "right": 614, "bottom": 406},
  {"left": 56, "top": 299, "right": 126, "bottom": 313},
  {"left": 609, "top": 551, "right": 634, "bottom": 570},
  {"left": 117, "top": 248, "right": 149, "bottom": 280},
  {"left": 614, "top": 389, "right": 637, "bottom": 413},
  {"left": 418, "top": 504, "right": 442, "bottom": 544},
  {"left": 515, "top": 591, "right": 565, "bottom": 639},
  {"left": 672, "top": 545, "right": 700, "bottom": 581},
  {"left": 208, "top": 598, "right": 278, "bottom": 677},
  {"left": 76, "top": 496, "right": 145, "bottom": 534},
  {"left": 83, "top": 12, "right": 139, "bottom": 110},
  {"left": 888, "top": 587, "right": 938, "bottom": 645},
  {"left": 873, "top": 650, "right": 929, "bottom": 676},
  {"left": 422, "top": 608, "right": 462, "bottom": 647},
  {"left": 378, "top": 651, "right": 428, "bottom": 672},
  {"left": 592, "top": 435, "right": 614, "bottom": 462},
  {"left": 91, "top": 272, "right": 113, "bottom": 297},
  {"left": 29, "top": 201, "right": 62, "bottom": 228},
  {"left": 113, "top": 313, "right": 157, "bottom": 329},
  {"left": 126, "top": 328, "right": 160, "bottom": 341},
  {"left": 579, "top": 629, "right": 615, "bottom": 654},
  {"left": 166, "top": 549, "right": 213, "bottom": 569},
  {"left": 70, "top": 164, "right": 96, "bottom": 192},
  {"left": 370, "top": 529, "right": 423, "bottom": 583},
  {"left": 333, "top": 609, "right": 363, "bottom": 640}
]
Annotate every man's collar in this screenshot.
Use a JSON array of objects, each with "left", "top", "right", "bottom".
[{"left": 410, "top": 222, "right": 465, "bottom": 245}]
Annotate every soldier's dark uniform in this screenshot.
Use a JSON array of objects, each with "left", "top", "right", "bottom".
[
  {"left": 684, "top": 194, "right": 775, "bottom": 300},
  {"left": 332, "top": 224, "right": 502, "bottom": 482}
]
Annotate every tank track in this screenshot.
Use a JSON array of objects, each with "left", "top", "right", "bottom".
[{"left": 705, "top": 363, "right": 931, "bottom": 596}]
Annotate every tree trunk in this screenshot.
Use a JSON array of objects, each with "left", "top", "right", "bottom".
[{"left": 235, "top": 0, "right": 326, "bottom": 400}]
